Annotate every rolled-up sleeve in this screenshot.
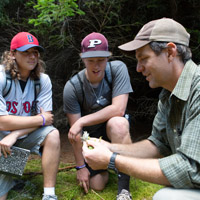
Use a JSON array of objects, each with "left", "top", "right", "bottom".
[{"left": 159, "top": 153, "right": 198, "bottom": 188}]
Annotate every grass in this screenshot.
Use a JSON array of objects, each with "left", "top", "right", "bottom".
[{"left": 7, "top": 159, "right": 163, "bottom": 200}]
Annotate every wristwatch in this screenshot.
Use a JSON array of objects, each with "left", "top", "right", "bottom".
[{"left": 108, "top": 152, "right": 119, "bottom": 173}]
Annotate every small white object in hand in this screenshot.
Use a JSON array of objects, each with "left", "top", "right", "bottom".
[{"left": 81, "top": 131, "right": 90, "bottom": 141}]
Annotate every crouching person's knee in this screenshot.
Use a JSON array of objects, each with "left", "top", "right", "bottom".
[
  {"left": 107, "top": 117, "right": 130, "bottom": 142},
  {"left": 45, "top": 129, "right": 60, "bottom": 150}
]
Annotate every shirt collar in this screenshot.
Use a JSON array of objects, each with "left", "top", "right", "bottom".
[
  {"left": 159, "top": 60, "right": 197, "bottom": 102},
  {"left": 171, "top": 60, "right": 197, "bottom": 101}
]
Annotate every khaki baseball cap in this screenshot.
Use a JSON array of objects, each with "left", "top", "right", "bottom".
[{"left": 118, "top": 18, "right": 190, "bottom": 51}]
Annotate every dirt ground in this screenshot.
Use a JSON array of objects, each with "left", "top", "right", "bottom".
[
  {"left": 59, "top": 132, "right": 75, "bottom": 164},
  {"left": 29, "top": 132, "right": 75, "bottom": 164}
]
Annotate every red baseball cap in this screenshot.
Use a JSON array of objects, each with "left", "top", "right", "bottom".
[
  {"left": 80, "top": 32, "right": 111, "bottom": 58},
  {"left": 10, "top": 32, "right": 44, "bottom": 52}
]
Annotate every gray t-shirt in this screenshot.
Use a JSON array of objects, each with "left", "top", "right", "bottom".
[
  {"left": 63, "top": 61, "right": 133, "bottom": 135},
  {"left": 63, "top": 60, "right": 133, "bottom": 133}
]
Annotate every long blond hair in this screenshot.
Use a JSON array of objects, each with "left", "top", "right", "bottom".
[{"left": 1, "top": 51, "right": 45, "bottom": 80}]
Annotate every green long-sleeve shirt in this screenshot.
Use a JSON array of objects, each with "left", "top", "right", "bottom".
[{"left": 148, "top": 59, "right": 200, "bottom": 189}]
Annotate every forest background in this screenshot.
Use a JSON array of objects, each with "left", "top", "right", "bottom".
[{"left": 1, "top": 0, "right": 200, "bottom": 141}]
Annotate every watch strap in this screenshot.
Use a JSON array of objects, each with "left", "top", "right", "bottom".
[{"left": 108, "top": 152, "right": 118, "bottom": 173}]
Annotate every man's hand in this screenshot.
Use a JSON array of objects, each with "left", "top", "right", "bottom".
[
  {"left": 77, "top": 167, "right": 90, "bottom": 193},
  {"left": 39, "top": 108, "right": 54, "bottom": 126},
  {"left": 0, "top": 132, "right": 18, "bottom": 157},
  {"left": 68, "top": 120, "right": 83, "bottom": 144},
  {"left": 89, "top": 137, "right": 111, "bottom": 149},
  {"left": 82, "top": 140, "right": 112, "bottom": 170}
]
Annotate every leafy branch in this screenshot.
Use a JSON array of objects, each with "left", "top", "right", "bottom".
[{"left": 28, "top": 0, "right": 85, "bottom": 27}]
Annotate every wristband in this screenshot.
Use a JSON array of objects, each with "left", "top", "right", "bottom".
[
  {"left": 40, "top": 114, "right": 46, "bottom": 126},
  {"left": 76, "top": 164, "right": 86, "bottom": 170}
]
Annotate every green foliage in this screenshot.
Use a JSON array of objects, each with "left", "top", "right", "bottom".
[
  {"left": 7, "top": 159, "right": 162, "bottom": 200},
  {"left": 28, "top": 0, "right": 85, "bottom": 27},
  {"left": 25, "top": 0, "right": 85, "bottom": 50}
]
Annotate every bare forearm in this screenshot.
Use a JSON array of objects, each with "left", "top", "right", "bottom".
[
  {"left": 109, "top": 139, "right": 162, "bottom": 158},
  {"left": 71, "top": 139, "right": 85, "bottom": 166},
  {"left": 0, "top": 127, "right": 38, "bottom": 151},
  {"left": 0, "top": 115, "right": 44, "bottom": 131},
  {"left": 11, "top": 127, "right": 38, "bottom": 138},
  {"left": 79, "top": 105, "right": 123, "bottom": 127},
  {"left": 82, "top": 140, "right": 168, "bottom": 185},
  {"left": 116, "top": 155, "right": 170, "bottom": 186}
]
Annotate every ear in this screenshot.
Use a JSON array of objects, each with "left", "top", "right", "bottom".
[{"left": 166, "top": 42, "right": 177, "bottom": 62}]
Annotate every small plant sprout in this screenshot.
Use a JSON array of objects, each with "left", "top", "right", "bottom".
[
  {"left": 81, "top": 131, "right": 94, "bottom": 149},
  {"left": 81, "top": 131, "right": 90, "bottom": 142}
]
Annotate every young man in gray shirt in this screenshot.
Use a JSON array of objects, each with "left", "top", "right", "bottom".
[{"left": 63, "top": 32, "right": 133, "bottom": 199}]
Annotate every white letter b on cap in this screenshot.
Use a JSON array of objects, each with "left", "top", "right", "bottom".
[{"left": 88, "top": 39, "right": 102, "bottom": 48}]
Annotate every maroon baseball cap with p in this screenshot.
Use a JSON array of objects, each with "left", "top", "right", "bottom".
[
  {"left": 10, "top": 32, "right": 44, "bottom": 52},
  {"left": 80, "top": 32, "right": 112, "bottom": 58}
]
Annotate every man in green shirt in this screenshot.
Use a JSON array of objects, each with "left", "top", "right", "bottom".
[{"left": 82, "top": 18, "right": 200, "bottom": 199}]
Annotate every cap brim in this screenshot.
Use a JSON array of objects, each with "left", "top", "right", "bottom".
[
  {"left": 80, "top": 51, "right": 111, "bottom": 58},
  {"left": 118, "top": 40, "right": 151, "bottom": 51},
  {"left": 16, "top": 44, "right": 44, "bottom": 52}
]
